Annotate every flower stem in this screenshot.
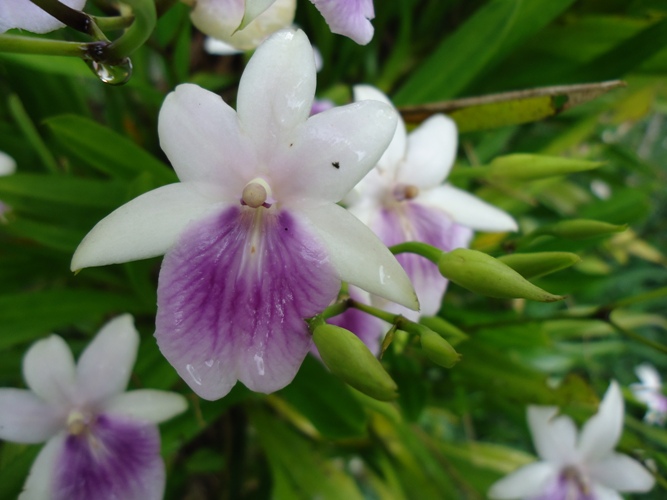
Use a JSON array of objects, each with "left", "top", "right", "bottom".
[
  {"left": 0, "top": 35, "right": 86, "bottom": 57},
  {"left": 607, "top": 318, "right": 667, "bottom": 356},
  {"left": 28, "top": 0, "right": 108, "bottom": 40},
  {"left": 99, "top": 0, "right": 156, "bottom": 62},
  {"left": 389, "top": 241, "right": 443, "bottom": 264},
  {"left": 94, "top": 15, "right": 135, "bottom": 31}
]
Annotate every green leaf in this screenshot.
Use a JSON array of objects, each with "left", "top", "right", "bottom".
[
  {"left": 0, "top": 290, "right": 149, "bottom": 349},
  {"left": 394, "top": 0, "right": 577, "bottom": 104},
  {"left": 279, "top": 356, "right": 369, "bottom": 439},
  {"left": 44, "top": 115, "right": 176, "bottom": 183},
  {"left": 0, "top": 174, "right": 126, "bottom": 209}
]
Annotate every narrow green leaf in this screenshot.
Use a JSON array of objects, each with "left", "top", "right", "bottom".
[
  {"left": 394, "top": 0, "right": 577, "bottom": 104},
  {"left": 44, "top": 115, "right": 176, "bottom": 183}
]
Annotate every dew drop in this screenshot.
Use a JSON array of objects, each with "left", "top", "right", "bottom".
[
  {"left": 254, "top": 354, "right": 265, "bottom": 376},
  {"left": 186, "top": 363, "right": 202, "bottom": 385},
  {"left": 379, "top": 265, "right": 386, "bottom": 285},
  {"left": 204, "top": 359, "right": 215, "bottom": 367},
  {"left": 85, "top": 58, "right": 133, "bottom": 86}
]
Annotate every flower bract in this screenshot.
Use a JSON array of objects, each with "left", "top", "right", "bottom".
[
  {"left": 0, "top": 315, "right": 187, "bottom": 500},
  {"left": 0, "top": 0, "right": 86, "bottom": 34},
  {"left": 346, "top": 85, "right": 517, "bottom": 320},
  {"left": 71, "top": 29, "right": 417, "bottom": 401},
  {"left": 488, "top": 381, "right": 655, "bottom": 500}
]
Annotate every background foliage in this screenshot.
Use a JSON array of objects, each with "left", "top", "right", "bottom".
[{"left": 1, "top": 0, "right": 667, "bottom": 498}]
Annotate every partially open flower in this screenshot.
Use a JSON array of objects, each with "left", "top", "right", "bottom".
[
  {"left": 193, "top": 0, "right": 296, "bottom": 52},
  {"left": 72, "top": 30, "right": 417, "bottom": 401},
  {"left": 0, "top": 315, "right": 187, "bottom": 499},
  {"left": 0, "top": 0, "right": 86, "bottom": 34},
  {"left": 347, "top": 86, "right": 517, "bottom": 320},
  {"left": 488, "top": 381, "right": 655, "bottom": 500}
]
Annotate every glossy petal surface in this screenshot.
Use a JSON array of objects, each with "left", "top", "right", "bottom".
[
  {"left": 353, "top": 85, "right": 406, "bottom": 172},
  {"left": 527, "top": 406, "right": 577, "bottom": 464},
  {"left": 104, "top": 390, "right": 188, "bottom": 424},
  {"left": 309, "top": 0, "right": 375, "bottom": 44},
  {"left": 54, "top": 415, "right": 164, "bottom": 500},
  {"left": 0, "top": 0, "right": 86, "bottom": 34},
  {"left": 71, "top": 183, "right": 222, "bottom": 271},
  {"left": 417, "top": 184, "right": 518, "bottom": 232},
  {"left": 156, "top": 206, "right": 339, "bottom": 399},
  {"left": 158, "top": 83, "right": 254, "bottom": 188},
  {"left": 276, "top": 100, "right": 398, "bottom": 204},
  {"left": 487, "top": 462, "right": 557, "bottom": 499},
  {"left": 399, "top": 115, "right": 458, "bottom": 189},
  {"left": 75, "top": 315, "right": 139, "bottom": 406},
  {"left": 236, "top": 30, "right": 315, "bottom": 159},
  {"left": 0, "top": 389, "right": 62, "bottom": 443},
  {"left": 578, "top": 381, "right": 623, "bottom": 462},
  {"left": 590, "top": 453, "right": 655, "bottom": 492},
  {"left": 302, "top": 203, "right": 418, "bottom": 310},
  {"left": 23, "top": 335, "right": 75, "bottom": 407},
  {"left": 372, "top": 202, "right": 472, "bottom": 316}
]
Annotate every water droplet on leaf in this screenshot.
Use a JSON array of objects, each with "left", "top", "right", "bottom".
[{"left": 85, "top": 58, "right": 133, "bottom": 85}]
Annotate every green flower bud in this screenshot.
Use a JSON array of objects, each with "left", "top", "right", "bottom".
[
  {"left": 419, "top": 316, "right": 468, "bottom": 346},
  {"left": 499, "top": 252, "right": 580, "bottom": 279},
  {"left": 533, "top": 219, "right": 626, "bottom": 240},
  {"left": 419, "top": 327, "right": 461, "bottom": 368},
  {"left": 489, "top": 154, "right": 602, "bottom": 181},
  {"left": 438, "top": 248, "right": 563, "bottom": 302},
  {"left": 313, "top": 324, "right": 398, "bottom": 401}
]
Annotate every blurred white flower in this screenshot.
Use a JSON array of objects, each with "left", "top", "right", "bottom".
[
  {"left": 631, "top": 363, "right": 667, "bottom": 426},
  {"left": 0, "top": 150, "right": 16, "bottom": 222},
  {"left": 489, "top": 381, "right": 655, "bottom": 500},
  {"left": 0, "top": 315, "right": 187, "bottom": 499},
  {"left": 347, "top": 85, "right": 517, "bottom": 320}
]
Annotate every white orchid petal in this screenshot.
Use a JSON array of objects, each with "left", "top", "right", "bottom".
[
  {"left": 236, "top": 29, "right": 315, "bottom": 159},
  {"left": 241, "top": 0, "right": 277, "bottom": 28},
  {"left": 487, "top": 462, "right": 557, "bottom": 499},
  {"left": 0, "top": 151, "right": 16, "bottom": 176},
  {"left": 158, "top": 84, "right": 254, "bottom": 189},
  {"left": 0, "top": 0, "right": 85, "bottom": 34},
  {"left": 590, "top": 452, "right": 655, "bottom": 493},
  {"left": 417, "top": 184, "right": 518, "bottom": 232},
  {"left": 527, "top": 405, "right": 577, "bottom": 464},
  {"left": 276, "top": 100, "right": 398, "bottom": 204},
  {"left": 635, "top": 363, "right": 662, "bottom": 389},
  {"left": 589, "top": 484, "right": 624, "bottom": 500},
  {"left": 578, "top": 381, "right": 624, "bottom": 462},
  {"left": 104, "top": 390, "right": 188, "bottom": 424},
  {"left": 71, "top": 183, "right": 222, "bottom": 271},
  {"left": 353, "top": 85, "right": 406, "bottom": 173},
  {"left": 23, "top": 335, "right": 75, "bottom": 406},
  {"left": 204, "top": 37, "right": 242, "bottom": 55},
  {"left": 309, "top": 0, "right": 375, "bottom": 45},
  {"left": 190, "top": 0, "right": 244, "bottom": 45},
  {"left": 301, "top": 204, "right": 418, "bottom": 310},
  {"left": 19, "top": 434, "right": 65, "bottom": 500},
  {"left": 76, "top": 315, "right": 139, "bottom": 405},
  {"left": 400, "top": 114, "right": 458, "bottom": 188},
  {"left": 0, "top": 389, "right": 61, "bottom": 443}
]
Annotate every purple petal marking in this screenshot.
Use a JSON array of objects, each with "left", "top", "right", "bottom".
[
  {"left": 373, "top": 201, "right": 473, "bottom": 316},
  {"left": 309, "top": 0, "right": 375, "bottom": 45},
  {"left": 54, "top": 415, "right": 164, "bottom": 500},
  {"left": 534, "top": 468, "right": 596, "bottom": 500},
  {"left": 156, "top": 206, "right": 340, "bottom": 400},
  {"left": 325, "top": 287, "right": 383, "bottom": 356}
]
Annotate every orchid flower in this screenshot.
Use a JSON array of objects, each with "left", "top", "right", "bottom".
[
  {"left": 192, "top": 0, "right": 375, "bottom": 47},
  {"left": 0, "top": 150, "right": 16, "bottom": 222},
  {"left": 71, "top": 29, "right": 417, "bottom": 401},
  {"left": 631, "top": 363, "right": 667, "bottom": 426},
  {"left": 193, "top": 0, "right": 296, "bottom": 52},
  {"left": 0, "top": 315, "right": 187, "bottom": 499},
  {"left": 488, "top": 381, "right": 655, "bottom": 500},
  {"left": 0, "top": 0, "right": 86, "bottom": 34},
  {"left": 346, "top": 86, "right": 517, "bottom": 320}
]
